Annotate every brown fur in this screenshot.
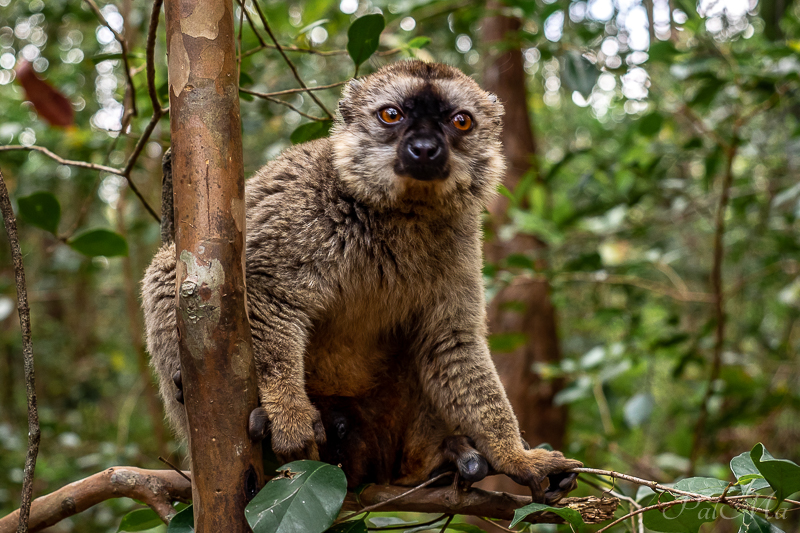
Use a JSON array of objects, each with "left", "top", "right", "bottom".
[{"left": 142, "top": 60, "right": 581, "bottom": 499}]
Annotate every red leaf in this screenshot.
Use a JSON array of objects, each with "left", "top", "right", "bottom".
[{"left": 16, "top": 60, "right": 75, "bottom": 127}]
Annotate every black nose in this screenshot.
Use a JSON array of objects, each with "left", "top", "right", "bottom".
[{"left": 407, "top": 137, "right": 442, "bottom": 163}]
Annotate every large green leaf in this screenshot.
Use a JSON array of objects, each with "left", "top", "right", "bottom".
[
  {"left": 246, "top": 460, "right": 347, "bottom": 533},
  {"left": 674, "top": 477, "right": 735, "bottom": 497},
  {"left": 118, "top": 508, "right": 162, "bottom": 532},
  {"left": 290, "top": 121, "right": 333, "bottom": 145},
  {"left": 750, "top": 443, "right": 800, "bottom": 505},
  {"left": 68, "top": 228, "right": 129, "bottom": 257},
  {"left": 731, "top": 451, "right": 770, "bottom": 491},
  {"left": 347, "top": 14, "right": 385, "bottom": 69},
  {"left": 18, "top": 191, "right": 60, "bottom": 235},
  {"left": 509, "top": 502, "right": 585, "bottom": 528},
  {"left": 737, "top": 512, "right": 785, "bottom": 533},
  {"left": 446, "top": 524, "right": 487, "bottom": 533},
  {"left": 166, "top": 505, "right": 193, "bottom": 533},
  {"left": 642, "top": 493, "right": 716, "bottom": 532}
]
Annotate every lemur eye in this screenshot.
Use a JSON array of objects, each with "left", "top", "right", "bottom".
[
  {"left": 451, "top": 112, "right": 473, "bottom": 132},
  {"left": 378, "top": 107, "right": 404, "bottom": 125}
]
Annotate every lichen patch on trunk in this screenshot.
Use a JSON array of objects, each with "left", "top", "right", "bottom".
[{"left": 179, "top": 249, "right": 224, "bottom": 360}]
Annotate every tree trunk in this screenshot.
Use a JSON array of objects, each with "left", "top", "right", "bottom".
[
  {"left": 163, "top": 0, "right": 263, "bottom": 529},
  {"left": 479, "top": 7, "right": 567, "bottom": 495}
]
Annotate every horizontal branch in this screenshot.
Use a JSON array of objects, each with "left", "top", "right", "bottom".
[
  {"left": 0, "top": 145, "right": 124, "bottom": 176},
  {"left": 0, "top": 467, "right": 192, "bottom": 533},
  {"left": 343, "top": 485, "right": 617, "bottom": 524},
  {"left": 0, "top": 469, "right": 618, "bottom": 532}
]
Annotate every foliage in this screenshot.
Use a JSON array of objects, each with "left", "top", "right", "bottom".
[{"left": 0, "top": 0, "right": 799, "bottom": 531}]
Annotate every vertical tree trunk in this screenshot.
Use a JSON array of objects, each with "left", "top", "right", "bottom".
[
  {"left": 163, "top": 0, "right": 263, "bottom": 530},
  {"left": 480, "top": 7, "right": 567, "bottom": 495}
]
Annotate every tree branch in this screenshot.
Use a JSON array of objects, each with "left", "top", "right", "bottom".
[
  {"left": 0, "top": 468, "right": 192, "bottom": 533},
  {"left": 239, "top": 88, "right": 329, "bottom": 121},
  {"left": 0, "top": 469, "right": 619, "bottom": 532},
  {"left": 249, "top": 0, "right": 334, "bottom": 119},
  {"left": 342, "top": 485, "right": 617, "bottom": 524},
  {"left": 0, "top": 169, "right": 40, "bottom": 533}
]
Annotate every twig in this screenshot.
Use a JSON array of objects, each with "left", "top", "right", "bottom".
[
  {"left": 247, "top": 80, "right": 347, "bottom": 97},
  {"left": 0, "top": 169, "right": 40, "bottom": 533},
  {"left": 121, "top": 111, "right": 164, "bottom": 221},
  {"left": 158, "top": 456, "right": 192, "bottom": 483},
  {"left": 547, "top": 271, "right": 713, "bottom": 303},
  {"left": 338, "top": 472, "right": 450, "bottom": 522},
  {"left": 239, "top": 88, "right": 329, "bottom": 121},
  {"left": 145, "top": 0, "right": 164, "bottom": 115},
  {"left": 249, "top": 0, "right": 334, "bottom": 119},
  {"left": 478, "top": 516, "right": 517, "bottom": 532},
  {"left": 437, "top": 515, "right": 454, "bottom": 533},
  {"left": 690, "top": 134, "right": 739, "bottom": 470},
  {"left": 84, "top": 0, "right": 137, "bottom": 118},
  {"left": 235, "top": 0, "right": 267, "bottom": 49},
  {"left": 0, "top": 145, "right": 123, "bottom": 175}
]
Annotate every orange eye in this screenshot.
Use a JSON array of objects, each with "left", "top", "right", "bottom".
[
  {"left": 452, "top": 112, "right": 473, "bottom": 131},
  {"left": 378, "top": 107, "right": 404, "bottom": 125}
]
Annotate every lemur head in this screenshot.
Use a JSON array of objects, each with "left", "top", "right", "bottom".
[{"left": 331, "top": 60, "right": 505, "bottom": 213}]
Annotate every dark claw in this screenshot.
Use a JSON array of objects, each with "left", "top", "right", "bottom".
[
  {"left": 457, "top": 452, "right": 489, "bottom": 482},
  {"left": 543, "top": 472, "right": 579, "bottom": 504},
  {"left": 172, "top": 370, "right": 182, "bottom": 389},
  {"left": 174, "top": 388, "right": 184, "bottom": 404},
  {"left": 248, "top": 406, "right": 270, "bottom": 442}
]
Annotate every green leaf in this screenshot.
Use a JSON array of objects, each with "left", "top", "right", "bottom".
[
  {"left": 246, "top": 460, "right": 347, "bottom": 533},
  {"left": 407, "top": 36, "right": 431, "bottom": 49},
  {"left": 509, "top": 502, "right": 585, "bottom": 528},
  {"left": 641, "top": 493, "right": 716, "bottom": 532},
  {"left": 639, "top": 113, "right": 664, "bottom": 137},
  {"left": 166, "top": 505, "right": 193, "bottom": 533},
  {"left": 488, "top": 332, "right": 527, "bottom": 353},
  {"left": 750, "top": 442, "right": 800, "bottom": 505},
  {"left": 347, "top": 14, "right": 385, "bottom": 69},
  {"left": 325, "top": 519, "right": 367, "bottom": 533},
  {"left": 68, "top": 229, "right": 128, "bottom": 257},
  {"left": 731, "top": 451, "right": 774, "bottom": 492},
  {"left": 737, "top": 512, "right": 785, "bottom": 533},
  {"left": 689, "top": 80, "right": 723, "bottom": 108},
  {"left": 648, "top": 41, "right": 679, "bottom": 63},
  {"left": 290, "top": 121, "right": 333, "bottom": 145},
  {"left": 561, "top": 50, "right": 599, "bottom": 98},
  {"left": 18, "top": 191, "right": 61, "bottom": 234},
  {"left": 118, "top": 508, "right": 163, "bottom": 532},
  {"left": 673, "top": 477, "right": 734, "bottom": 497}
]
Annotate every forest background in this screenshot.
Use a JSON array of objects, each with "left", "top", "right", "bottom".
[{"left": 0, "top": 0, "right": 798, "bottom": 530}]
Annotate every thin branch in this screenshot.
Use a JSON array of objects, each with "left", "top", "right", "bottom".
[
  {"left": 690, "top": 134, "right": 739, "bottom": 470},
  {"left": 338, "top": 472, "right": 450, "bottom": 523},
  {"left": 548, "top": 272, "right": 713, "bottom": 303},
  {"left": 249, "top": 0, "right": 334, "bottom": 119},
  {"left": 247, "top": 80, "right": 347, "bottom": 97},
  {"left": 0, "top": 145, "right": 123, "bottom": 175},
  {"left": 0, "top": 468, "right": 191, "bottom": 533},
  {"left": 84, "top": 0, "right": 137, "bottom": 118},
  {"left": 145, "top": 0, "right": 164, "bottom": 115},
  {"left": 239, "top": 88, "right": 329, "bottom": 121},
  {"left": 478, "top": 516, "right": 517, "bottom": 533},
  {"left": 235, "top": 0, "right": 267, "bottom": 49},
  {"left": 158, "top": 456, "right": 192, "bottom": 483},
  {"left": 437, "top": 515, "right": 454, "bottom": 533},
  {"left": 0, "top": 169, "right": 40, "bottom": 533},
  {"left": 121, "top": 111, "right": 164, "bottom": 222}
]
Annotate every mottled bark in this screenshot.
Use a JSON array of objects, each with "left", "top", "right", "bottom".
[
  {"left": 480, "top": 8, "right": 566, "bottom": 494},
  {"left": 164, "top": 0, "right": 263, "bottom": 529}
]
